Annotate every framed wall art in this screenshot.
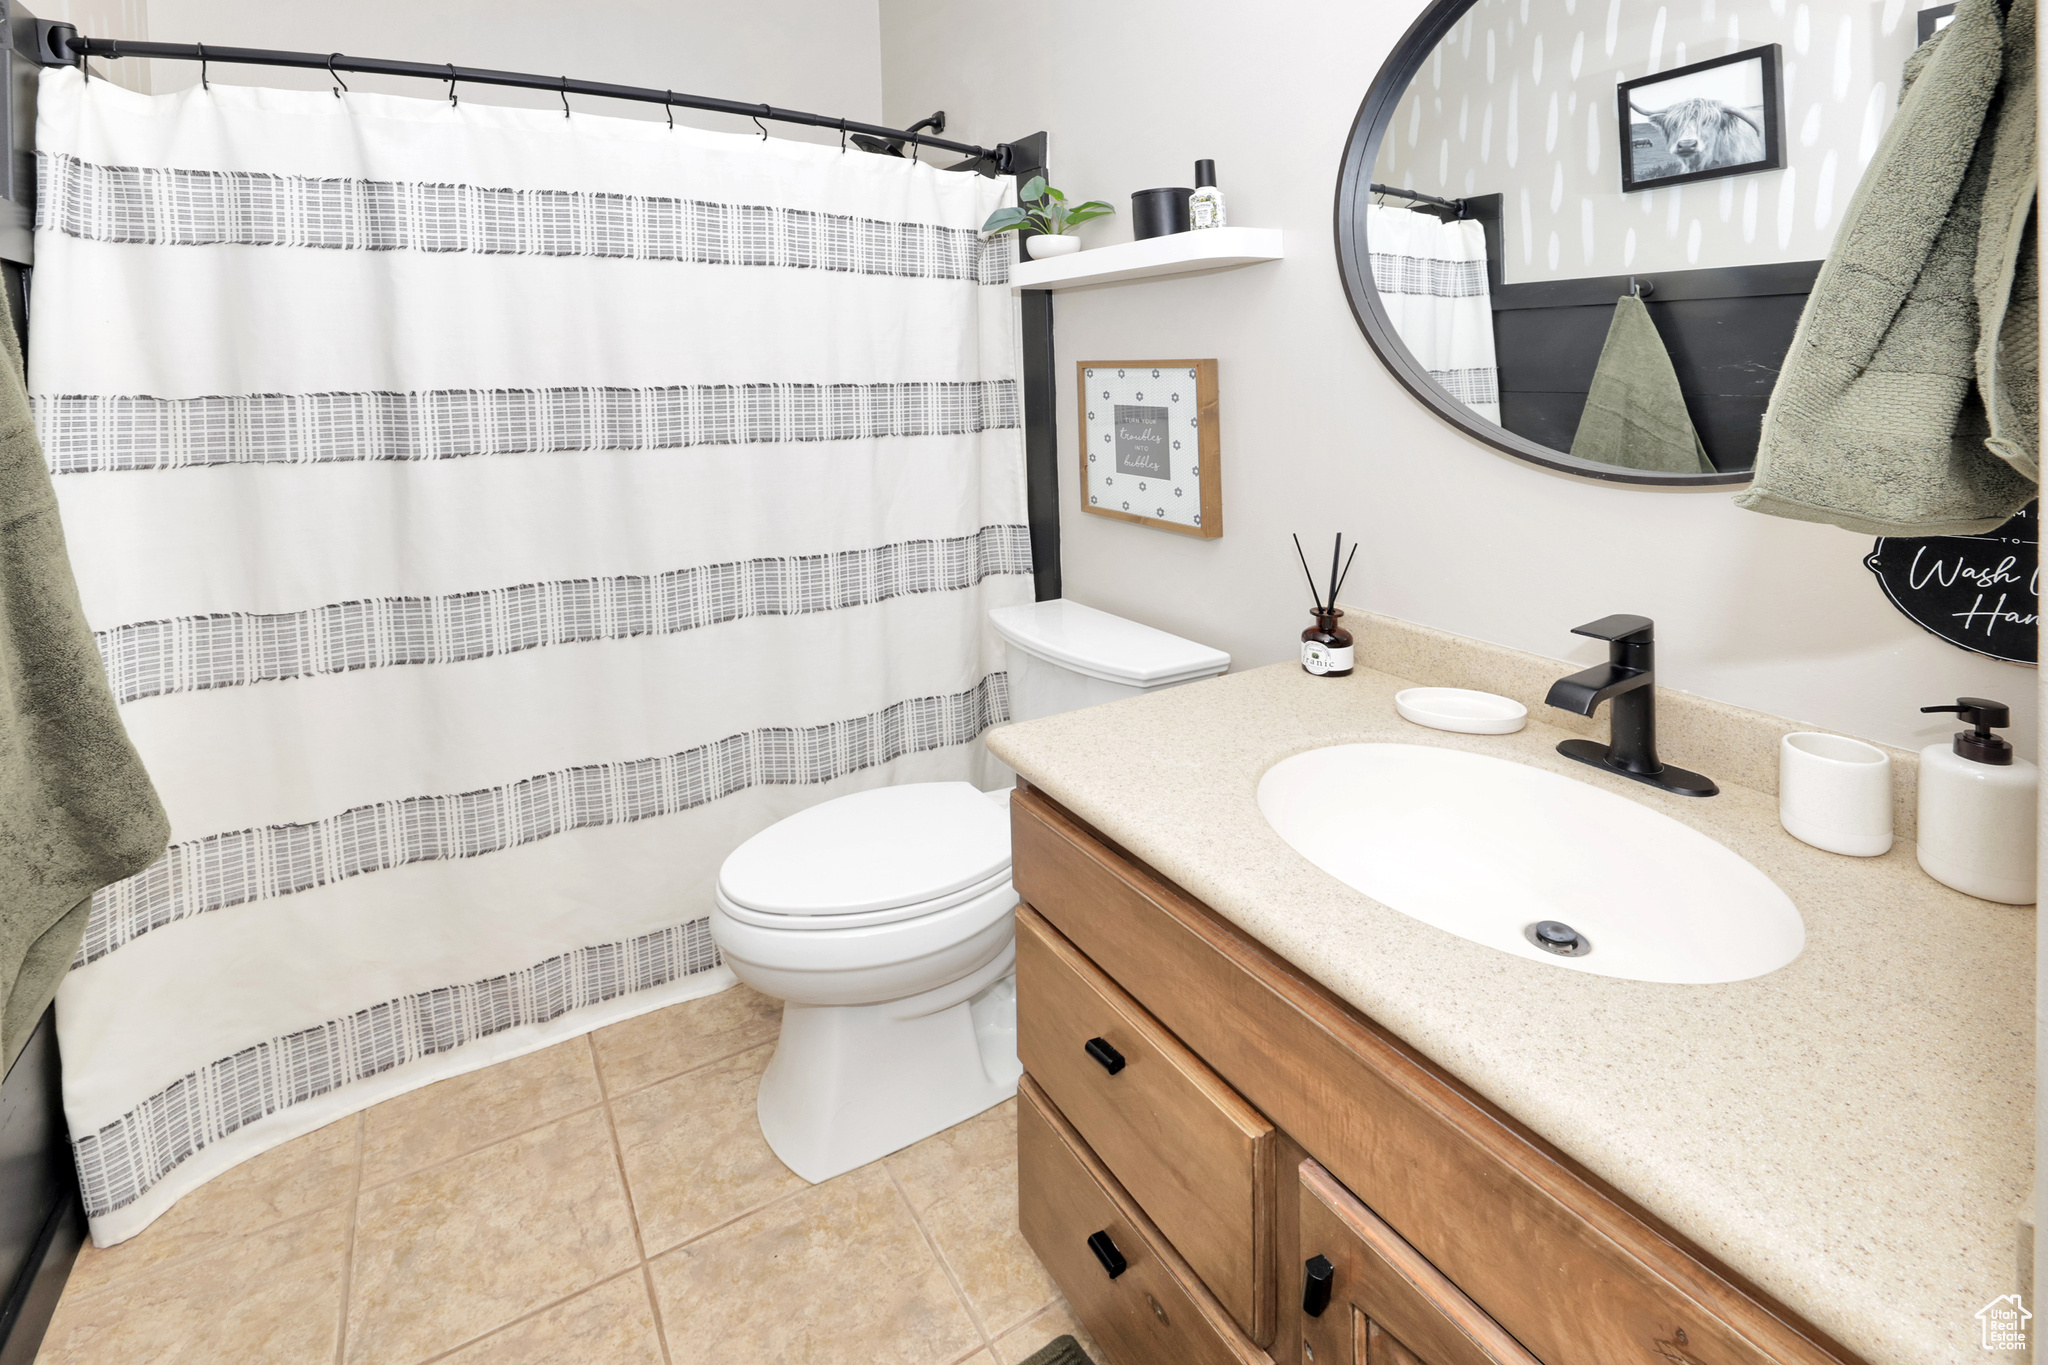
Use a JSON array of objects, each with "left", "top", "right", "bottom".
[
  {"left": 1618, "top": 45, "right": 1784, "bottom": 193},
  {"left": 1077, "top": 360, "right": 1221, "bottom": 538}
]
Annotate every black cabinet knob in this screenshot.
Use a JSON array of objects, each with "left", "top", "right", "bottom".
[
  {"left": 1087, "top": 1229, "right": 1128, "bottom": 1279},
  {"left": 1302, "top": 1254, "right": 1334, "bottom": 1317},
  {"left": 1084, "top": 1037, "right": 1126, "bottom": 1075}
]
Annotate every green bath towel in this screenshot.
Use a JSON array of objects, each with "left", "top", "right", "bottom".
[
  {"left": 1568, "top": 294, "right": 1715, "bottom": 475},
  {"left": 1737, "top": 0, "right": 2039, "bottom": 535},
  {"left": 0, "top": 279, "right": 166, "bottom": 1076}
]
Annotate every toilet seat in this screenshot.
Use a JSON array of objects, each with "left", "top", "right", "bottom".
[
  {"left": 714, "top": 865, "right": 1013, "bottom": 930},
  {"left": 713, "top": 878, "right": 1019, "bottom": 976},
  {"left": 718, "top": 781, "right": 1011, "bottom": 920}
]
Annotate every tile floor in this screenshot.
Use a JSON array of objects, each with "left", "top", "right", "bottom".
[{"left": 35, "top": 984, "right": 1106, "bottom": 1365}]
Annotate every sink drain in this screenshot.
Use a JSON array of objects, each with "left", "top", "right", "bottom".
[{"left": 1524, "top": 920, "right": 1592, "bottom": 957}]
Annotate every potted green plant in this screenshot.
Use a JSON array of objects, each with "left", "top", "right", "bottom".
[{"left": 981, "top": 176, "right": 1115, "bottom": 260}]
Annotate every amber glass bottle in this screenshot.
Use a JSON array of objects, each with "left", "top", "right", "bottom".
[{"left": 1300, "top": 609, "right": 1354, "bottom": 676}]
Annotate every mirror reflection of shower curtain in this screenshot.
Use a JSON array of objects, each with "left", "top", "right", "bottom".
[
  {"left": 29, "top": 69, "right": 1029, "bottom": 1246},
  {"left": 1367, "top": 204, "right": 1500, "bottom": 424}
]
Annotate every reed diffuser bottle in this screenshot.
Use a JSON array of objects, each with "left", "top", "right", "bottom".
[{"left": 1293, "top": 533, "right": 1357, "bottom": 677}]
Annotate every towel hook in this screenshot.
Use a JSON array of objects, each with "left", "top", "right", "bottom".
[
  {"left": 753, "top": 104, "right": 770, "bottom": 140},
  {"left": 560, "top": 76, "right": 570, "bottom": 119},
  {"left": 329, "top": 53, "right": 348, "bottom": 98},
  {"left": 664, "top": 90, "right": 674, "bottom": 130},
  {"left": 445, "top": 63, "right": 458, "bottom": 106},
  {"left": 195, "top": 41, "right": 208, "bottom": 90},
  {"left": 1630, "top": 276, "right": 1655, "bottom": 298}
]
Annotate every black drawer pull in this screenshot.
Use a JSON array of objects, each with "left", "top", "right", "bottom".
[
  {"left": 1302, "top": 1254, "right": 1334, "bottom": 1317},
  {"left": 1084, "top": 1037, "right": 1127, "bottom": 1075},
  {"left": 1087, "top": 1229, "right": 1128, "bottom": 1279}
]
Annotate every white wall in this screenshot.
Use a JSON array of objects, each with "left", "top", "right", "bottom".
[
  {"left": 881, "top": 0, "right": 2036, "bottom": 756},
  {"left": 135, "top": 0, "right": 883, "bottom": 141},
  {"left": 1382, "top": 0, "right": 1924, "bottom": 283}
]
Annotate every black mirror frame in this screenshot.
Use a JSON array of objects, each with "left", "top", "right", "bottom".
[{"left": 1333, "top": 0, "right": 1756, "bottom": 488}]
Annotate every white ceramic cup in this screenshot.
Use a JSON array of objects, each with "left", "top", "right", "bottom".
[{"left": 1778, "top": 732, "right": 1893, "bottom": 857}]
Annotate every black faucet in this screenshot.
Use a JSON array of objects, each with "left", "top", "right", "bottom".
[{"left": 1543, "top": 615, "right": 1717, "bottom": 797}]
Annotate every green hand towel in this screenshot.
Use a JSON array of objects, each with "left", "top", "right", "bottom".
[
  {"left": 0, "top": 278, "right": 167, "bottom": 1076},
  {"left": 1568, "top": 294, "right": 1715, "bottom": 474},
  {"left": 1736, "top": 0, "right": 2039, "bottom": 535}
]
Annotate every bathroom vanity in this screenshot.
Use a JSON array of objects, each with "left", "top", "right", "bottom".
[
  {"left": 993, "top": 619, "right": 2032, "bottom": 1365},
  {"left": 1011, "top": 786, "right": 1847, "bottom": 1365}
]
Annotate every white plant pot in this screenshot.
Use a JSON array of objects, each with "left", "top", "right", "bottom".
[{"left": 1026, "top": 235, "right": 1082, "bottom": 260}]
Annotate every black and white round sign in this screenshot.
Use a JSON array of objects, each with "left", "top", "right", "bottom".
[{"left": 1865, "top": 502, "right": 2038, "bottom": 665}]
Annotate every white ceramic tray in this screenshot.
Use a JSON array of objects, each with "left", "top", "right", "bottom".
[{"left": 1394, "top": 687, "right": 1528, "bottom": 735}]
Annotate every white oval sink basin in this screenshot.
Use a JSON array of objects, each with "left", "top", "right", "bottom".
[{"left": 1257, "top": 744, "right": 1803, "bottom": 984}]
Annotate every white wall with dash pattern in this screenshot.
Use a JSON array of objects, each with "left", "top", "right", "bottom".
[{"left": 1376, "top": 0, "right": 1928, "bottom": 282}]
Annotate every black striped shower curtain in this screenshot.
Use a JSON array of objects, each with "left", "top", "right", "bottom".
[{"left": 30, "top": 69, "right": 1028, "bottom": 1245}]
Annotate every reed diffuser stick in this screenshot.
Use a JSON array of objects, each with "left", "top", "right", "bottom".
[
  {"left": 1292, "top": 534, "right": 1326, "bottom": 612},
  {"left": 1331, "top": 544, "right": 1358, "bottom": 607},
  {"left": 1327, "top": 534, "right": 1343, "bottom": 617}
]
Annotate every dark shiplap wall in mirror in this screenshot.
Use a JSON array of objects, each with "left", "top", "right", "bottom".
[{"left": 1408, "top": 192, "right": 1818, "bottom": 470}]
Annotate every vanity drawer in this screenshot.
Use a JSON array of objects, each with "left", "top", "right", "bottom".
[
  {"left": 1298, "top": 1158, "right": 1540, "bottom": 1365},
  {"left": 1017, "top": 1075, "right": 1268, "bottom": 1365},
  {"left": 1010, "top": 785, "right": 1853, "bottom": 1365},
  {"left": 1017, "top": 905, "right": 1279, "bottom": 1345}
]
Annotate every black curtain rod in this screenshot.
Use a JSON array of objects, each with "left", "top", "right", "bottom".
[
  {"left": 1369, "top": 182, "right": 1467, "bottom": 215},
  {"left": 34, "top": 24, "right": 1012, "bottom": 169}
]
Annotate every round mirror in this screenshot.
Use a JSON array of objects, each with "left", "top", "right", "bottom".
[{"left": 1337, "top": 0, "right": 1925, "bottom": 484}]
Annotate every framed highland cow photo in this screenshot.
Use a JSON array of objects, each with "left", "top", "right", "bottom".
[{"left": 1617, "top": 45, "right": 1783, "bottom": 192}]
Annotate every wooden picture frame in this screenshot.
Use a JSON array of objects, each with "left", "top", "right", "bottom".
[
  {"left": 1617, "top": 45, "right": 1784, "bottom": 194},
  {"left": 1076, "top": 360, "right": 1221, "bottom": 538}
]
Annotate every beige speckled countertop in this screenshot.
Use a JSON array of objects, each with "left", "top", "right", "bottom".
[{"left": 986, "top": 657, "right": 2033, "bottom": 1365}]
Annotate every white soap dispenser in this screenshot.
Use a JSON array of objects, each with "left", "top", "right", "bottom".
[{"left": 1916, "top": 697, "right": 2037, "bottom": 905}]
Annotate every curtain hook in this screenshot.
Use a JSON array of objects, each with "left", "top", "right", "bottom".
[
  {"left": 910, "top": 131, "right": 921, "bottom": 165},
  {"left": 839, "top": 117, "right": 847, "bottom": 153},
  {"left": 560, "top": 76, "right": 570, "bottom": 119},
  {"left": 444, "top": 63, "right": 457, "bottom": 106},
  {"left": 329, "top": 53, "right": 348, "bottom": 98},
  {"left": 195, "top": 41, "right": 208, "bottom": 90},
  {"left": 664, "top": 90, "right": 674, "bottom": 130},
  {"left": 753, "top": 104, "right": 770, "bottom": 140}
]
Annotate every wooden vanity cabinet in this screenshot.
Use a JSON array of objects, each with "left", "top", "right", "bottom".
[
  {"left": 1298, "top": 1158, "right": 1540, "bottom": 1365},
  {"left": 1016, "top": 904, "right": 1279, "bottom": 1342},
  {"left": 1019, "top": 1074, "right": 1268, "bottom": 1365},
  {"left": 1009, "top": 782, "right": 1860, "bottom": 1365}
]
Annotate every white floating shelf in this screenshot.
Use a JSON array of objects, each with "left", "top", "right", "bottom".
[{"left": 1012, "top": 227, "right": 1284, "bottom": 291}]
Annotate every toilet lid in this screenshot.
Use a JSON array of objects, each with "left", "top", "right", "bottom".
[
  {"left": 717, "top": 782, "right": 1012, "bottom": 916},
  {"left": 989, "top": 599, "right": 1231, "bottom": 687}
]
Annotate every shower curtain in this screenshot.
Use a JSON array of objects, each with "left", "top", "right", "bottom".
[
  {"left": 30, "top": 69, "right": 1029, "bottom": 1245},
  {"left": 1366, "top": 203, "right": 1500, "bottom": 424}
]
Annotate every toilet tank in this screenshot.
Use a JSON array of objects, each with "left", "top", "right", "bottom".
[{"left": 988, "top": 600, "right": 1231, "bottom": 724}]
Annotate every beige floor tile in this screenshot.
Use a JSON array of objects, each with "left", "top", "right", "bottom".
[
  {"left": 360, "top": 1040, "right": 602, "bottom": 1188},
  {"left": 36, "top": 1206, "right": 349, "bottom": 1365},
  {"left": 429, "top": 1270, "right": 664, "bottom": 1365},
  {"left": 609, "top": 1044, "right": 806, "bottom": 1254},
  {"left": 592, "top": 984, "right": 781, "bottom": 1095},
  {"left": 344, "top": 1107, "right": 639, "bottom": 1365},
  {"left": 649, "top": 1163, "right": 983, "bottom": 1365},
  {"left": 887, "top": 1099, "right": 1055, "bottom": 1336},
  {"left": 63, "top": 1116, "right": 359, "bottom": 1298},
  {"left": 991, "top": 1300, "right": 1105, "bottom": 1365}
]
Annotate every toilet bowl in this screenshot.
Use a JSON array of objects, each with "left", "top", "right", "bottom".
[{"left": 712, "top": 600, "right": 1229, "bottom": 1182}]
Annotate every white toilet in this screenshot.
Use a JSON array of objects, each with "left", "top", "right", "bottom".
[{"left": 711, "top": 599, "right": 1230, "bottom": 1182}]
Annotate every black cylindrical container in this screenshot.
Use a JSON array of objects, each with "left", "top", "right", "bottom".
[{"left": 1131, "top": 187, "right": 1194, "bottom": 239}]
